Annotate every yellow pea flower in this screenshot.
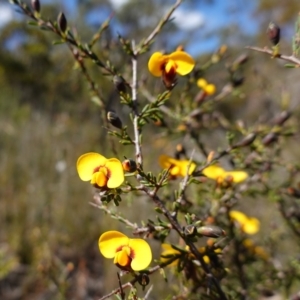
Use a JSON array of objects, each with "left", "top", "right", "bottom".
[
  {"left": 159, "top": 155, "right": 196, "bottom": 178},
  {"left": 229, "top": 210, "right": 260, "bottom": 235},
  {"left": 197, "top": 78, "right": 216, "bottom": 96},
  {"left": 148, "top": 51, "right": 195, "bottom": 77},
  {"left": 202, "top": 165, "right": 248, "bottom": 184},
  {"left": 161, "top": 244, "right": 219, "bottom": 267},
  {"left": 77, "top": 152, "right": 124, "bottom": 189},
  {"left": 99, "top": 231, "right": 152, "bottom": 271}
]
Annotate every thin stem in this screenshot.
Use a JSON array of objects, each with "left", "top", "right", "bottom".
[
  {"left": 246, "top": 46, "right": 300, "bottom": 66},
  {"left": 141, "top": 186, "right": 228, "bottom": 299},
  {"left": 136, "top": 0, "right": 183, "bottom": 54},
  {"left": 132, "top": 42, "right": 143, "bottom": 165}
]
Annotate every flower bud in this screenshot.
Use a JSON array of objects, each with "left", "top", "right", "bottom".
[
  {"left": 113, "top": 75, "right": 127, "bottom": 93},
  {"left": 174, "top": 143, "right": 186, "bottom": 159},
  {"left": 107, "top": 111, "right": 123, "bottom": 129},
  {"left": 31, "top": 0, "right": 40, "bottom": 12},
  {"left": 122, "top": 159, "right": 137, "bottom": 172},
  {"left": 262, "top": 132, "right": 278, "bottom": 146},
  {"left": 273, "top": 111, "right": 291, "bottom": 126},
  {"left": 138, "top": 273, "right": 150, "bottom": 287},
  {"left": 287, "top": 187, "right": 300, "bottom": 198},
  {"left": 197, "top": 225, "right": 226, "bottom": 238},
  {"left": 267, "top": 22, "right": 280, "bottom": 45},
  {"left": 234, "top": 133, "right": 256, "bottom": 148},
  {"left": 57, "top": 12, "right": 67, "bottom": 33}
]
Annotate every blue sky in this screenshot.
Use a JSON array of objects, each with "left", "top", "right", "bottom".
[{"left": 1, "top": 0, "right": 259, "bottom": 55}]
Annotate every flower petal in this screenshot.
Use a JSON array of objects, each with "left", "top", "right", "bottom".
[
  {"left": 168, "top": 51, "right": 195, "bottom": 75},
  {"left": 106, "top": 158, "right": 124, "bottom": 188},
  {"left": 159, "top": 155, "right": 196, "bottom": 177},
  {"left": 161, "top": 243, "right": 180, "bottom": 255},
  {"left": 159, "top": 155, "right": 173, "bottom": 169},
  {"left": 114, "top": 246, "right": 131, "bottom": 267},
  {"left": 202, "top": 165, "right": 226, "bottom": 180},
  {"left": 128, "top": 239, "right": 152, "bottom": 271},
  {"left": 177, "top": 160, "right": 196, "bottom": 176},
  {"left": 165, "top": 59, "right": 177, "bottom": 74},
  {"left": 148, "top": 52, "right": 166, "bottom": 77},
  {"left": 197, "top": 78, "right": 207, "bottom": 88},
  {"left": 77, "top": 153, "right": 107, "bottom": 181},
  {"left": 243, "top": 217, "right": 260, "bottom": 235},
  {"left": 205, "top": 84, "right": 216, "bottom": 95},
  {"left": 99, "top": 231, "right": 129, "bottom": 259},
  {"left": 225, "top": 171, "right": 248, "bottom": 183},
  {"left": 94, "top": 170, "right": 108, "bottom": 187},
  {"left": 229, "top": 210, "right": 248, "bottom": 224}
]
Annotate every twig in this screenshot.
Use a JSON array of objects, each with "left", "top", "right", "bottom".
[
  {"left": 141, "top": 87, "right": 179, "bottom": 120},
  {"left": 246, "top": 46, "right": 300, "bottom": 66},
  {"left": 175, "top": 150, "right": 195, "bottom": 207},
  {"left": 132, "top": 42, "right": 143, "bottom": 165},
  {"left": 144, "top": 284, "right": 153, "bottom": 299},
  {"left": 90, "top": 200, "right": 139, "bottom": 230},
  {"left": 117, "top": 273, "right": 126, "bottom": 300},
  {"left": 136, "top": 0, "right": 183, "bottom": 54},
  {"left": 141, "top": 186, "right": 228, "bottom": 299}
]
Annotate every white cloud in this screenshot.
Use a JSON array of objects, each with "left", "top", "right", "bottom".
[
  {"left": 110, "top": 0, "right": 129, "bottom": 11},
  {"left": 0, "top": 4, "right": 14, "bottom": 27},
  {"left": 172, "top": 9, "right": 205, "bottom": 31}
]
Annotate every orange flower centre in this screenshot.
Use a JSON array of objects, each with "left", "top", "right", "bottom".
[
  {"left": 91, "top": 165, "right": 111, "bottom": 187},
  {"left": 114, "top": 245, "right": 135, "bottom": 269}
]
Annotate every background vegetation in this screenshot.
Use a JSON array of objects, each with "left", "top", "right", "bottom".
[{"left": 1, "top": 0, "right": 300, "bottom": 299}]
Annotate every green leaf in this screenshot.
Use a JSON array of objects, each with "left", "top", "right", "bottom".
[{"left": 52, "top": 40, "right": 65, "bottom": 45}]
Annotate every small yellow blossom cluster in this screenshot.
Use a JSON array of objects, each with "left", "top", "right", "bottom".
[
  {"left": 229, "top": 210, "right": 260, "bottom": 235},
  {"left": 197, "top": 78, "right": 216, "bottom": 96},
  {"left": 159, "top": 154, "right": 248, "bottom": 185},
  {"left": 160, "top": 243, "right": 222, "bottom": 268}
]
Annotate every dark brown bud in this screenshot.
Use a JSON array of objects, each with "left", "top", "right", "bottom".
[
  {"left": 113, "top": 75, "right": 127, "bottom": 93},
  {"left": 57, "top": 12, "right": 67, "bottom": 33},
  {"left": 174, "top": 143, "right": 186, "bottom": 159},
  {"left": 107, "top": 111, "right": 123, "bottom": 129},
  {"left": 233, "top": 53, "right": 249, "bottom": 67},
  {"left": 138, "top": 273, "right": 150, "bottom": 287},
  {"left": 31, "top": 0, "right": 40, "bottom": 12},
  {"left": 122, "top": 159, "right": 137, "bottom": 172},
  {"left": 287, "top": 187, "right": 300, "bottom": 198},
  {"left": 267, "top": 22, "right": 280, "bottom": 45},
  {"left": 262, "top": 132, "right": 278, "bottom": 146},
  {"left": 162, "top": 69, "right": 177, "bottom": 90},
  {"left": 230, "top": 54, "right": 249, "bottom": 72},
  {"left": 273, "top": 111, "right": 291, "bottom": 126},
  {"left": 234, "top": 133, "right": 256, "bottom": 148},
  {"left": 197, "top": 225, "right": 226, "bottom": 238}
]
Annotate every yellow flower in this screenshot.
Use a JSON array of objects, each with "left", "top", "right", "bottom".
[
  {"left": 197, "top": 78, "right": 216, "bottom": 95},
  {"left": 77, "top": 152, "right": 124, "bottom": 189},
  {"left": 202, "top": 165, "right": 248, "bottom": 184},
  {"left": 148, "top": 51, "right": 195, "bottom": 77},
  {"left": 99, "top": 231, "right": 152, "bottom": 271},
  {"left": 159, "top": 155, "right": 196, "bottom": 177},
  {"left": 161, "top": 244, "right": 217, "bottom": 267},
  {"left": 229, "top": 210, "right": 260, "bottom": 235},
  {"left": 160, "top": 244, "right": 182, "bottom": 267},
  {"left": 243, "top": 239, "right": 269, "bottom": 260}
]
